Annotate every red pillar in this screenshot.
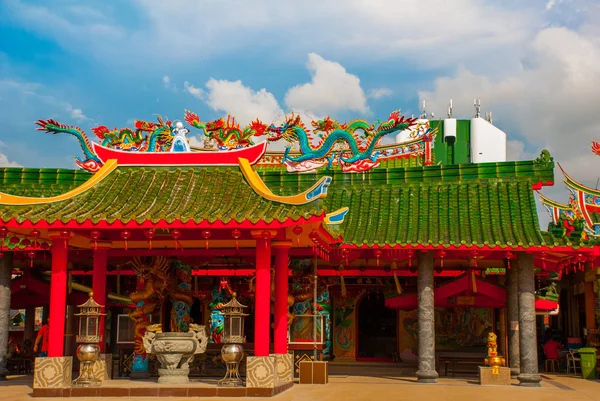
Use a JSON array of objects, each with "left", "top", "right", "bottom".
[
  {"left": 48, "top": 238, "right": 68, "bottom": 357},
  {"left": 253, "top": 232, "right": 273, "bottom": 357},
  {"left": 92, "top": 249, "right": 107, "bottom": 352},
  {"left": 273, "top": 241, "right": 291, "bottom": 354}
]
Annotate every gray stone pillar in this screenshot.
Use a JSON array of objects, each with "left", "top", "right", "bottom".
[
  {"left": 0, "top": 253, "right": 12, "bottom": 380},
  {"left": 506, "top": 260, "right": 520, "bottom": 377},
  {"left": 416, "top": 251, "right": 438, "bottom": 383},
  {"left": 517, "top": 253, "right": 541, "bottom": 387}
]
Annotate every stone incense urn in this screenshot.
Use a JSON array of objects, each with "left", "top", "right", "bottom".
[{"left": 143, "top": 324, "right": 208, "bottom": 384}]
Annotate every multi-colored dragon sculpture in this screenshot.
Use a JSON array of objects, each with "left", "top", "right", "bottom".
[
  {"left": 35, "top": 117, "right": 176, "bottom": 172},
  {"left": 36, "top": 112, "right": 269, "bottom": 172},
  {"left": 184, "top": 110, "right": 267, "bottom": 150},
  {"left": 265, "top": 111, "right": 417, "bottom": 172},
  {"left": 127, "top": 256, "right": 196, "bottom": 375}
]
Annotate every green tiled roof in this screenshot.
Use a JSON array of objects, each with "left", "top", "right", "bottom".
[
  {"left": 0, "top": 167, "right": 92, "bottom": 197},
  {"left": 324, "top": 179, "right": 546, "bottom": 248},
  {"left": 259, "top": 157, "right": 569, "bottom": 249},
  {"left": 0, "top": 167, "right": 324, "bottom": 224},
  {"left": 0, "top": 152, "right": 575, "bottom": 249}
]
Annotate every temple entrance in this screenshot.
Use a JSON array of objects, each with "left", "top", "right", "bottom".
[{"left": 356, "top": 292, "right": 397, "bottom": 361}]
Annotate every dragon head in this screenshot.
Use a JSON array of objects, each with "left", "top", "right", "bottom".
[
  {"left": 91, "top": 125, "right": 113, "bottom": 139},
  {"left": 184, "top": 110, "right": 202, "bottom": 127},
  {"left": 250, "top": 119, "right": 268, "bottom": 137},
  {"left": 267, "top": 113, "right": 307, "bottom": 142},
  {"left": 311, "top": 116, "right": 346, "bottom": 134},
  {"left": 131, "top": 256, "right": 170, "bottom": 280}
]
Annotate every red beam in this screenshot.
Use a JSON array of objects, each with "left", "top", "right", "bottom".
[
  {"left": 339, "top": 243, "right": 600, "bottom": 253},
  {"left": 0, "top": 215, "right": 325, "bottom": 229}
]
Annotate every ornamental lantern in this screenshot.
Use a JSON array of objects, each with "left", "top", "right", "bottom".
[
  {"left": 218, "top": 293, "right": 248, "bottom": 387},
  {"left": 73, "top": 292, "right": 106, "bottom": 387}
]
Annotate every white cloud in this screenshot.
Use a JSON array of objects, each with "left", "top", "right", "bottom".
[
  {"left": 203, "top": 79, "right": 284, "bottom": 126},
  {"left": 183, "top": 53, "right": 373, "bottom": 125},
  {"left": 506, "top": 139, "right": 536, "bottom": 161},
  {"left": 0, "top": 152, "right": 21, "bottom": 167},
  {"left": 3, "top": 0, "right": 540, "bottom": 70},
  {"left": 163, "top": 75, "right": 177, "bottom": 92},
  {"left": 419, "top": 23, "right": 600, "bottom": 222},
  {"left": 285, "top": 53, "right": 368, "bottom": 115},
  {"left": 368, "top": 88, "right": 393, "bottom": 100},
  {"left": 65, "top": 104, "right": 89, "bottom": 122},
  {"left": 184, "top": 81, "right": 204, "bottom": 100}
]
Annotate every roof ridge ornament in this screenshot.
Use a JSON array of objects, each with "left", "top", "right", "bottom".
[
  {"left": 533, "top": 150, "right": 554, "bottom": 169},
  {"left": 238, "top": 157, "right": 331, "bottom": 205},
  {"left": 0, "top": 159, "right": 118, "bottom": 205}
]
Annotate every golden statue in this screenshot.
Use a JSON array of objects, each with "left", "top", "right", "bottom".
[{"left": 484, "top": 332, "right": 505, "bottom": 367}]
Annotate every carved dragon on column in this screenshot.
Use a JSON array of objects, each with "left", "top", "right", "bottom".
[{"left": 128, "top": 256, "right": 170, "bottom": 373}]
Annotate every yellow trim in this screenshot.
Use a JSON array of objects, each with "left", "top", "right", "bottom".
[
  {"left": 238, "top": 157, "right": 329, "bottom": 205},
  {"left": 0, "top": 159, "right": 118, "bottom": 205},
  {"left": 325, "top": 207, "right": 349, "bottom": 224}
]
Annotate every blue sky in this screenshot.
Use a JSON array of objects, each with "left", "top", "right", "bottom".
[{"left": 0, "top": 0, "right": 599, "bottom": 225}]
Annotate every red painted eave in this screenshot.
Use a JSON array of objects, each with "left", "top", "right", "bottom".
[
  {"left": 339, "top": 243, "right": 600, "bottom": 253},
  {"left": 0, "top": 214, "right": 326, "bottom": 229},
  {"left": 532, "top": 180, "right": 554, "bottom": 190}
]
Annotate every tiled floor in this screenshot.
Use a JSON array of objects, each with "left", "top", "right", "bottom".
[{"left": 2, "top": 373, "right": 600, "bottom": 401}]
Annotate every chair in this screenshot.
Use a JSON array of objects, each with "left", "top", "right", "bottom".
[
  {"left": 566, "top": 350, "right": 581, "bottom": 374},
  {"left": 545, "top": 359, "right": 559, "bottom": 373}
]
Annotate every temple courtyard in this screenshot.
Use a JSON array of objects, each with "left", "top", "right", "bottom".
[{"left": 2, "top": 373, "right": 600, "bottom": 401}]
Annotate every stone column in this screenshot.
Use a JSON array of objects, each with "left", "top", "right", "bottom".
[
  {"left": 506, "top": 260, "right": 520, "bottom": 377},
  {"left": 0, "top": 253, "right": 13, "bottom": 380},
  {"left": 416, "top": 251, "right": 438, "bottom": 383},
  {"left": 517, "top": 253, "right": 541, "bottom": 387}
]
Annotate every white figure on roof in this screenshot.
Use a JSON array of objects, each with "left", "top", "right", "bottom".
[{"left": 170, "top": 121, "right": 191, "bottom": 152}]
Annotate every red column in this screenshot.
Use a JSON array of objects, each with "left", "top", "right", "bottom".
[
  {"left": 273, "top": 241, "right": 291, "bottom": 354},
  {"left": 92, "top": 249, "right": 107, "bottom": 352},
  {"left": 48, "top": 238, "right": 68, "bottom": 357},
  {"left": 253, "top": 232, "right": 273, "bottom": 357}
]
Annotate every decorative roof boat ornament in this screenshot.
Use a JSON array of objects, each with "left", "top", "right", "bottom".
[{"left": 36, "top": 112, "right": 269, "bottom": 173}]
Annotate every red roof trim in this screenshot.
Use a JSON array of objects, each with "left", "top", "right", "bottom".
[
  {"left": 339, "top": 243, "right": 600, "bottom": 253},
  {"left": 1, "top": 214, "right": 326, "bottom": 229}
]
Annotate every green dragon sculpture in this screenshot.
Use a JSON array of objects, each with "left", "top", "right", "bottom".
[
  {"left": 36, "top": 117, "right": 176, "bottom": 172},
  {"left": 184, "top": 110, "right": 268, "bottom": 150},
  {"left": 91, "top": 116, "right": 174, "bottom": 152},
  {"left": 266, "top": 111, "right": 417, "bottom": 168}
]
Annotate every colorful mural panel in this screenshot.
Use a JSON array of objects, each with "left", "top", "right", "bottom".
[{"left": 398, "top": 308, "right": 493, "bottom": 361}]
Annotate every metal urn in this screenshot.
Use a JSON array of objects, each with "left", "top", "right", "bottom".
[
  {"left": 73, "top": 292, "right": 105, "bottom": 387},
  {"left": 218, "top": 293, "right": 248, "bottom": 387}
]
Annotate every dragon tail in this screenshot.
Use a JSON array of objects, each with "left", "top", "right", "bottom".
[{"left": 36, "top": 119, "right": 102, "bottom": 172}]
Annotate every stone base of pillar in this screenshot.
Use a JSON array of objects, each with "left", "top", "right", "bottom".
[
  {"left": 246, "top": 356, "right": 277, "bottom": 388},
  {"left": 517, "top": 373, "right": 541, "bottom": 387},
  {"left": 416, "top": 369, "right": 439, "bottom": 384},
  {"left": 91, "top": 354, "right": 112, "bottom": 381},
  {"left": 271, "top": 353, "right": 293, "bottom": 384},
  {"left": 129, "top": 371, "right": 150, "bottom": 380},
  {"left": 33, "top": 357, "right": 73, "bottom": 389},
  {"left": 510, "top": 367, "right": 520, "bottom": 378}
]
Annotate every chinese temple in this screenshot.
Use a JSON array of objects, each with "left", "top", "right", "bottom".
[{"left": 0, "top": 105, "right": 598, "bottom": 396}]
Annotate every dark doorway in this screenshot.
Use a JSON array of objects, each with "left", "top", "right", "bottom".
[
  {"left": 190, "top": 298, "right": 203, "bottom": 326},
  {"left": 357, "top": 292, "right": 397, "bottom": 361}
]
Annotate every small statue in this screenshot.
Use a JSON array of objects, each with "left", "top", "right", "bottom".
[
  {"left": 170, "top": 121, "right": 191, "bottom": 152},
  {"left": 487, "top": 332, "right": 498, "bottom": 357},
  {"left": 484, "top": 332, "right": 505, "bottom": 367}
]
